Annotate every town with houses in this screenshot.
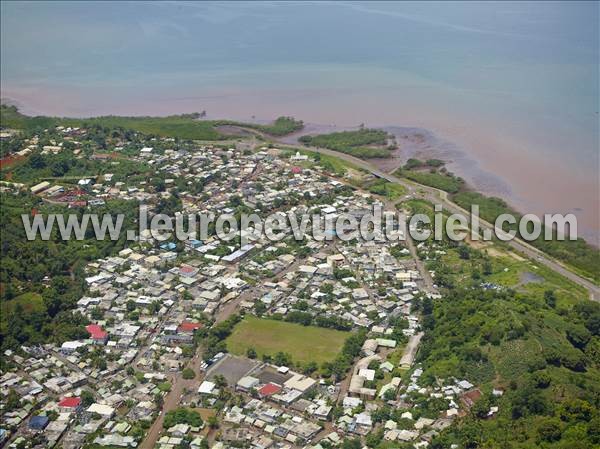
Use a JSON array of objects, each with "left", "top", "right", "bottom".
[{"left": 1, "top": 125, "right": 502, "bottom": 449}]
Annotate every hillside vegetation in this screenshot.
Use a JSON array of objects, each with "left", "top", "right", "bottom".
[{"left": 405, "top": 202, "right": 600, "bottom": 448}]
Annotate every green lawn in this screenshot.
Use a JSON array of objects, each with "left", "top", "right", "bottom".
[{"left": 225, "top": 316, "right": 350, "bottom": 364}]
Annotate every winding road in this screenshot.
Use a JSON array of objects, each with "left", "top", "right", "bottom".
[{"left": 268, "top": 139, "right": 599, "bottom": 302}]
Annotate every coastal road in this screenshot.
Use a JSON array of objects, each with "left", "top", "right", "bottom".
[{"left": 272, "top": 141, "right": 599, "bottom": 302}]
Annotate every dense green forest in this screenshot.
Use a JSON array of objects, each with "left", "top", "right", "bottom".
[
  {"left": 0, "top": 193, "right": 138, "bottom": 350},
  {"left": 396, "top": 199, "right": 600, "bottom": 449},
  {"left": 421, "top": 286, "right": 600, "bottom": 448},
  {"left": 298, "top": 128, "right": 394, "bottom": 158}
]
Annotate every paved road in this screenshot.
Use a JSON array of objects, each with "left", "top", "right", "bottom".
[{"left": 273, "top": 141, "right": 599, "bottom": 302}]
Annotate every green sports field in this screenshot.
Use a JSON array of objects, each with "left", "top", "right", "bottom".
[{"left": 225, "top": 315, "right": 349, "bottom": 365}]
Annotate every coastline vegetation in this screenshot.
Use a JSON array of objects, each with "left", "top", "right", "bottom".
[
  {"left": 1, "top": 104, "right": 303, "bottom": 141},
  {"left": 453, "top": 192, "right": 600, "bottom": 283},
  {"left": 214, "top": 116, "right": 304, "bottom": 136},
  {"left": 393, "top": 158, "right": 464, "bottom": 194},
  {"left": 394, "top": 158, "right": 598, "bottom": 283},
  {"left": 298, "top": 128, "right": 395, "bottom": 159}
]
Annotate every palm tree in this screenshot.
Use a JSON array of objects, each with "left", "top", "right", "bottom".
[{"left": 214, "top": 374, "right": 228, "bottom": 388}]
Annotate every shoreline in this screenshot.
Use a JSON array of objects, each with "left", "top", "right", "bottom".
[
  {"left": 281, "top": 121, "right": 598, "bottom": 245},
  {"left": 2, "top": 96, "right": 598, "bottom": 244}
]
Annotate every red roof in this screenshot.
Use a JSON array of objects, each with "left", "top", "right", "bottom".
[
  {"left": 58, "top": 397, "right": 81, "bottom": 408},
  {"left": 86, "top": 324, "right": 108, "bottom": 340},
  {"left": 178, "top": 322, "right": 202, "bottom": 333},
  {"left": 258, "top": 383, "right": 282, "bottom": 397},
  {"left": 179, "top": 265, "right": 196, "bottom": 274},
  {"left": 291, "top": 166, "right": 302, "bottom": 174}
]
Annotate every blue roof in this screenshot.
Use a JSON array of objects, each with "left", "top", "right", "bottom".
[{"left": 29, "top": 415, "right": 49, "bottom": 430}]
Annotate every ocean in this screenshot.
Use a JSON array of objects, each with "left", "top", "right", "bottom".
[{"left": 1, "top": 1, "right": 598, "bottom": 242}]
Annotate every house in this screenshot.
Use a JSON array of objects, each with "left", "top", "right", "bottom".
[
  {"left": 28, "top": 415, "right": 49, "bottom": 431},
  {"left": 186, "top": 239, "right": 203, "bottom": 249},
  {"left": 290, "top": 151, "right": 308, "bottom": 161},
  {"left": 58, "top": 397, "right": 82, "bottom": 412},
  {"left": 221, "top": 244, "right": 255, "bottom": 263},
  {"left": 258, "top": 383, "right": 282, "bottom": 398},
  {"left": 461, "top": 389, "right": 482, "bottom": 409},
  {"left": 177, "top": 322, "right": 202, "bottom": 334},
  {"left": 60, "top": 340, "right": 87, "bottom": 354},
  {"left": 178, "top": 264, "right": 199, "bottom": 277},
  {"left": 86, "top": 403, "right": 115, "bottom": 418},
  {"left": 283, "top": 374, "right": 316, "bottom": 394},
  {"left": 237, "top": 376, "right": 260, "bottom": 392},
  {"left": 198, "top": 381, "right": 217, "bottom": 395},
  {"left": 30, "top": 181, "right": 50, "bottom": 194},
  {"left": 86, "top": 324, "right": 109, "bottom": 344}
]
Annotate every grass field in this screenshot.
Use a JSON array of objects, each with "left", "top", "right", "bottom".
[{"left": 225, "top": 315, "right": 350, "bottom": 364}]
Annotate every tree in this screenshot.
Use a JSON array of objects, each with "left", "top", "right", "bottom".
[
  {"left": 246, "top": 347, "right": 257, "bottom": 359},
  {"left": 207, "top": 415, "right": 219, "bottom": 429},
  {"left": 5, "top": 389, "right": 20, "bottom": 411},
  {"left": 544, "top": 290, "right": 557, "bottom": 308},
  {"left": 254, "top": 302, "right": 267, "bottom": 316},
  {"left": 537, "top": 417, "right": 562, "bottom": 442},
  {"left": 341, "top": 438, "right": 361, "bottom": 449},
  {"left": 383, "top": 388, "right": 396, "bottom": 401},
  {"left": 533, "top": 370, "right": 551, "bottom": 389},
  {"left": 29, "top": 153, "right": 46, "bottom": 169},
  {"left": 471, "top": 396, "right": 491, "bottom": 419},
  {"left": 566, "top": 325, "right": 591, "bottom": 349},
  {"left": 81, "top": 389, "right": 95, "bottom": 407},
  {"left": 182, "top": 368, "right": 195, "bottom": 380},
  {"left": 274, "top": 351, "right": 292, "bottom": 366},
  {"left": 213, "top": 374, "right": 228, "bottom": 388},
  {"left": 163, "top": 408, "right": 203, "bottom": 429},
  {"left": 154, "top": 392, "right": 164, "bottom": 409}
]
